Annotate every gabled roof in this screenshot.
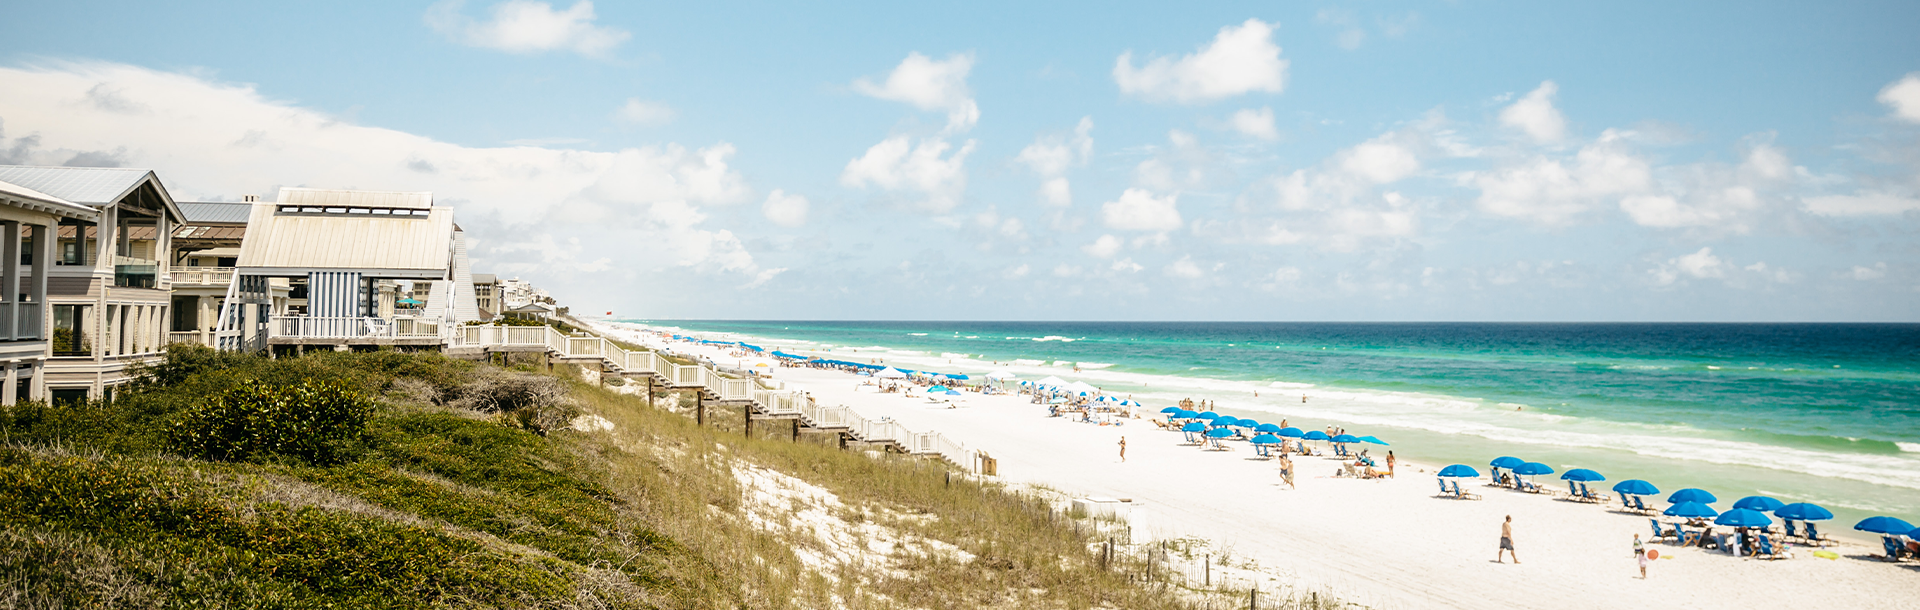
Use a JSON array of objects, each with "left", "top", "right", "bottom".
[
  {"left": 0, "top": 178, "right": 98, "bottom": 220},
  {"left": 509, "top": 302, "right": 553, "bottom": 313},
  {"left": 472, "top": 273, "right": 498, "bottom": 284},
  {"left": 237, "top": 198, "right": 456, "bottom": 278},
  {"left": 0, "top": 166, "right": 184, "bottom": 222},
  {"left": 178, "top": 201, "right": 253, "bottom": 225}
]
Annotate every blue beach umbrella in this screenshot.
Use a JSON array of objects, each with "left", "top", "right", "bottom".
[
  {"left": 1358, "top": 435, "right": 1389, "bottom": 445},
  {"left": 1773, "top": 502, "right": 1834, "bottom": 521},
  {"left": 1197, "top": 412, "right": 1221, "bottom": 421},
  {"left": 1560, "top": 468, "right": 1605, "bottom": 482},
  {"left": 1664, "top": 501, "right": 1719, "bottom": 519},
  {"left": 1205, "top": 428, "right": 1236, "bottom": 438},
  {"left": 1330, "top": 434, "right": 1360, "bottom": 444},
  {"left": 1715, "top": 508, "right": 1774, "bottom": 528},
  {"left": 926, "top": 386, "right": 950, "bottom": 392},
  {"left": 1302, "top": 431, "right": 1331, "bottom": 441},
  {"left": 1255, "top": 423, "right": 1284, "bottom": 433},
  {"left": 1237, "top": 419, "right": 1262, "bottom": 429},
  {"left": 1174, "top": 410, "right": 1201, "bottom": 419},
  {"left": 1512, "top": 462, "right": 1555, "bottom": 476},
  {"left": 1160, "top": 407, "right": 1183, "bottom": 414},
  {"left": 1731, "top": 496, "right": 1786, "bottom": 512},
  {"left": 1489, "top": 456, "right": 1525, "bottom": 470},
  {"left": 1854, "top": 516, "right": 1916, "bottom": 535},
  {"left": 1668, "top": 488, "right": 1718, "bottom": 505},
  {"left": 1437, "top": 464, "right": 1481, "bottom": 478},
  {"left": 1612, "top": 480, "right": 1660, "bottom": 496},
  {"left": 1250, "top": 434, "right": 1281, "bottom": 445},
  {"left": 1212, "top": 416, "right": 1241, "bottom": 427},
  {"left": 1277, "top": 427, "right": 1305, "bottom": 438},
  {"left": 1181, "top": 422, "right": 1207, "bottom": 432}
]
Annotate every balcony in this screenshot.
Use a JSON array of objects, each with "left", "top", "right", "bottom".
[
  {"left": 169, "top": 330, "right": 215, "bottom": 347},
  {"left": 114, "top": 255, "right": 158, "bottom": 288},
  {"left": 0, "top": 302, "right": 44, "bottom": 341},
  {"left": 172, "top": 266, "right": 234, "bottom": 287}
]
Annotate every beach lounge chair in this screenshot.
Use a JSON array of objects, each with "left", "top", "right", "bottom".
[
  {"left": 1650, "top": 519, "right": 1677, "bottom": 542},
  {"left": 1884, "top": 537, "right": 1904, "bottom": 562},
  {"left": 1714, "top": 533, "right": 1737, "bottom": 555},
  {"left": 1782, "top": 520, "right": 1798, "bottom": 539},
  {"left": 1678, "top": 527, "right": 1705, "bottom": 547},
  {"left": 1621, "top": 494, "right": 1636, "bottom": 511},
  {"left": 1450, "top": 480, "right": 1481, "bottom": 500},
  {"left": 1757, "top": 534, "right": 1784, "bottom": 560},
  {"left": 1581, "top": 483, "right": 1611, "bottom": 503},
  {"left": 1567, "top": 481, "right": 1580, "bottom": 498},
  {"left": 1804, "top": 522, "right": 1831, "bottom": 547},
  {"left": 1631, "top": 496, "right": 1653, "bottom": 513}
]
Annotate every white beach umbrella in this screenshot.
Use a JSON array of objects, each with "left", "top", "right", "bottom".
[
  {"left": 1065, "top": 381, "right": 1100, "bottom": 394},
  {"left": 985, "top": 369, "right": 1018, "bottom": 380},
  {"left": 1037, "top": 375, "right": 1069, "bottom": 387},
  {"left": 876, "top": 367, "right": 908, "bottom": 379}
]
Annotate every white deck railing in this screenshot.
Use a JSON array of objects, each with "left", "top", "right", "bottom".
[
  {"left": 172, "top": 267, "right": 234, "bottom": 286},
  {"left": 273, "top": 316, "right": 446, "bottom": 339},
  {"left": 451, "top": 323, "right": 980, "bottom": 471}
]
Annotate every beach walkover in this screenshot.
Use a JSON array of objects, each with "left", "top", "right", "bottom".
[{"left": 449, "top": 323, "right": 981, "bottom": 470}]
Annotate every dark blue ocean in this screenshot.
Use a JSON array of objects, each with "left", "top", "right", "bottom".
[{"left": 627, "top": 320, "right": 1920, "bottom": 528}]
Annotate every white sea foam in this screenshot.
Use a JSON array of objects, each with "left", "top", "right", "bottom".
[
  {"left": 940, "top": 353, "right": 971, "bottom": 359},
  {"left": 1707, "top": 366, "right": 1722, "bottom": 370},
  {"left": 1268, "top": 381, "right": 1315, "bottom": 389},
  {"left": 909, "top": 333, "right": 928, "bottom": 336},
  {"left": 1011, "top": 359, "right": 1045, "bottom": 366},
  {"left": 1077, "top": 363, "right": 1115, "bottom": 369},
  {"left": 1032, "top": 335, "right": 1075, "bottom": 342},
  {"left": 1898, "top": 442, "right": 1920, "bottom": 453}
]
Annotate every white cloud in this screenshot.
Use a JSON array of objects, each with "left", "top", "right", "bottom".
[
  {"left": 1039, "top": 178, "right": 1072, "bottom": 207},
  {"left": 1475, "top": 130, "right": 1650, "bottom": 225},
  {"left": 1339, "top": 138, "right": 1420, "bottom": 183},
  {"left": 1007, "top": 264, "right": 1030, "bottom": 278},
  {"left": 1268, "top": 266, "right": 1302, "bottom": 284},
  {"left": 1112, "top": 258, "right": 1144, "bottom": 273},
  {"left": 1114, "top": 19, "right": 1288, "bottom": 104},
  {"left": 1803, "top": 191, "right": 1920, "bottom": 216},
  {"left": 853, "top": 52, "right": 980, "bottom": 133},
  {"left": 1648, "top": 247, "right": 1729, "bottom": 286},
  {"left": 1879, "top": 73, "right": 1920, "bottom": 124},
  {"left": 840, "top": 135, "right": 975, "bottom": 212},
  {"left": 1849, "top": 262, "right": 1887, "bottom": 281},
  {"left": 1499, "top": 81, "right": 1568, "bottom": 144},
  {"left": 426, "top": 1, "right": 629, "bottom": 58},
  {"left": 614, "top": 98, "right": 674, "bottom": 126},
  {"left": 0, "top": 61, "right": 781, "bottom": 300},
  {"left": 1052, "top": 264, "right": 1082, "bottom": 277},
  {"left": 1083, "top": 234, "right": 1123, "bottom": 258},
  {"left": 1165, "top": 255, "right": 1206, "bottom": 279},
  {"left": 1229, "top": 107, "right": 1279, "bottom": 141},
  {"left": 762, "top": 189, "right": 809, "bottom": 227},
  {"left": 1101, "top": 188, "right": 1182, "bottom": 231},
  {"left": 1017, "top": 117, "right": 1093, "bottom": 206}
]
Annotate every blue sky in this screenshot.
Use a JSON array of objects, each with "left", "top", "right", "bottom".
[{"left": 2, "top": 1, "right": 1917, "bottom": 321}]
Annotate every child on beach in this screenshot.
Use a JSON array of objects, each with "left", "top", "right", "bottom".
[{"left": 1639, "top": 548, "right": 1652, "bottom": 579}]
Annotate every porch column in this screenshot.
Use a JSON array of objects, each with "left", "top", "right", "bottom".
[
  {"left": 27, "top": 362, "right": 41, "bottom": 401},
  {"left": 3, "top": 360, "right": 17, "bottom": 406},
  {"left": 29, "top": 224, "right": 48, "bottom": 341},
  {"left": 2, "top": 220, "right": 18, "bottom": 341}
]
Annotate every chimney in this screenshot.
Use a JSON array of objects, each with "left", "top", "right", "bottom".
[{"left": 243, "top": 194, "right": 258, "bottom": 203}]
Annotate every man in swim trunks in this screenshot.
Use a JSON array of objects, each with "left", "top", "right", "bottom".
[{"left": 1497, "top": 515, "right": 1519, "bottom": 563}]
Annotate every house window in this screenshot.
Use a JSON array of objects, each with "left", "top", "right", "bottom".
[{"left": 52, "top": 304, "right": 91, "bottom": 356}]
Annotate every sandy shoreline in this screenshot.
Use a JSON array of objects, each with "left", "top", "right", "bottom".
[{"left": 588, "top": 320, "right": 1920, "bottom": 610}]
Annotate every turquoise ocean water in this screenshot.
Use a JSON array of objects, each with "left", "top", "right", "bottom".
[{"left": 627, "top": 320, "right": 1920, "bottom": 536}]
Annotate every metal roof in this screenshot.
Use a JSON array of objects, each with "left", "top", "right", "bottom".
[
  {"left": 0, "top": 166, "right": 153, "bottom": 206},
  {"left": 277, "top": 187, "right": 432, "bottom": 209},
  {"left": 0, "top": 178, "right": 99, "bottom": 219},
  {"left": 472, "top": 273, "right": 498, "bottom": 284},
  {"left": 0, "top": 166, "right": 183, "bottom": 222},
  {"left": 237, "top": 201, "right": 455, "bottom": 277},
  {"left": 177, "top": 201, "right": 253, "bottom": 224}
]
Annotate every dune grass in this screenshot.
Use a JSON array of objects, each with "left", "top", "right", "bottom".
[{"left": 0, "top": 346, "right": 1245, "bottom": 609}]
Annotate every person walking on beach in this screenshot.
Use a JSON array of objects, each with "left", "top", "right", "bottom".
[
  {"left": 1386, "top": 451, "right": 1396, "bottom": 478},
  {"left": 1497, "top": 516, "right": 1519, "bottom": 563},
  {"left": 1118, "top": 436, "right": 1127, "bottom": 462},
  {"left": 1278, "top": 454, "right": 1296, "bottom": 489}
]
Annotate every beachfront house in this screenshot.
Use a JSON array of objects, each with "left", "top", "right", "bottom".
[
  {"left": 0, "top": 177, "right": 104, "bottom": 404},
  {"left": 214, "top": 187, "right": 480, "bottom": 353},
  {"left": 167, "top": 197, "right": 292, "bottom": 347},
  {"left": 472, "top": 273, "right": 501, "bottom": 320},
  {"left": 0, "top": 166, "right": 186, "bottom": 402}
]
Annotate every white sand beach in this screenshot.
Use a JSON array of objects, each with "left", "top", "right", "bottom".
[{"left": 590, "top": 321, "right": 1920, "bottom": 610}]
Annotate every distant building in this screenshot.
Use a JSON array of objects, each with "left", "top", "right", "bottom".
[
  {"left": 472, "top": 273, "right": 500, "bottom": 319},
  {"left": 0, "top": 166, "right": 186, "bottom": 401}
]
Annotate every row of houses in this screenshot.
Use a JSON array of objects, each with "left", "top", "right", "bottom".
[{"left": 0, "top": 165, "right": 547, "bottom": 404}]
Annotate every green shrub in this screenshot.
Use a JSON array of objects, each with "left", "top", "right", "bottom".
[{"left": 170, "top": 379, "right": 373, "bottom": 465}]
